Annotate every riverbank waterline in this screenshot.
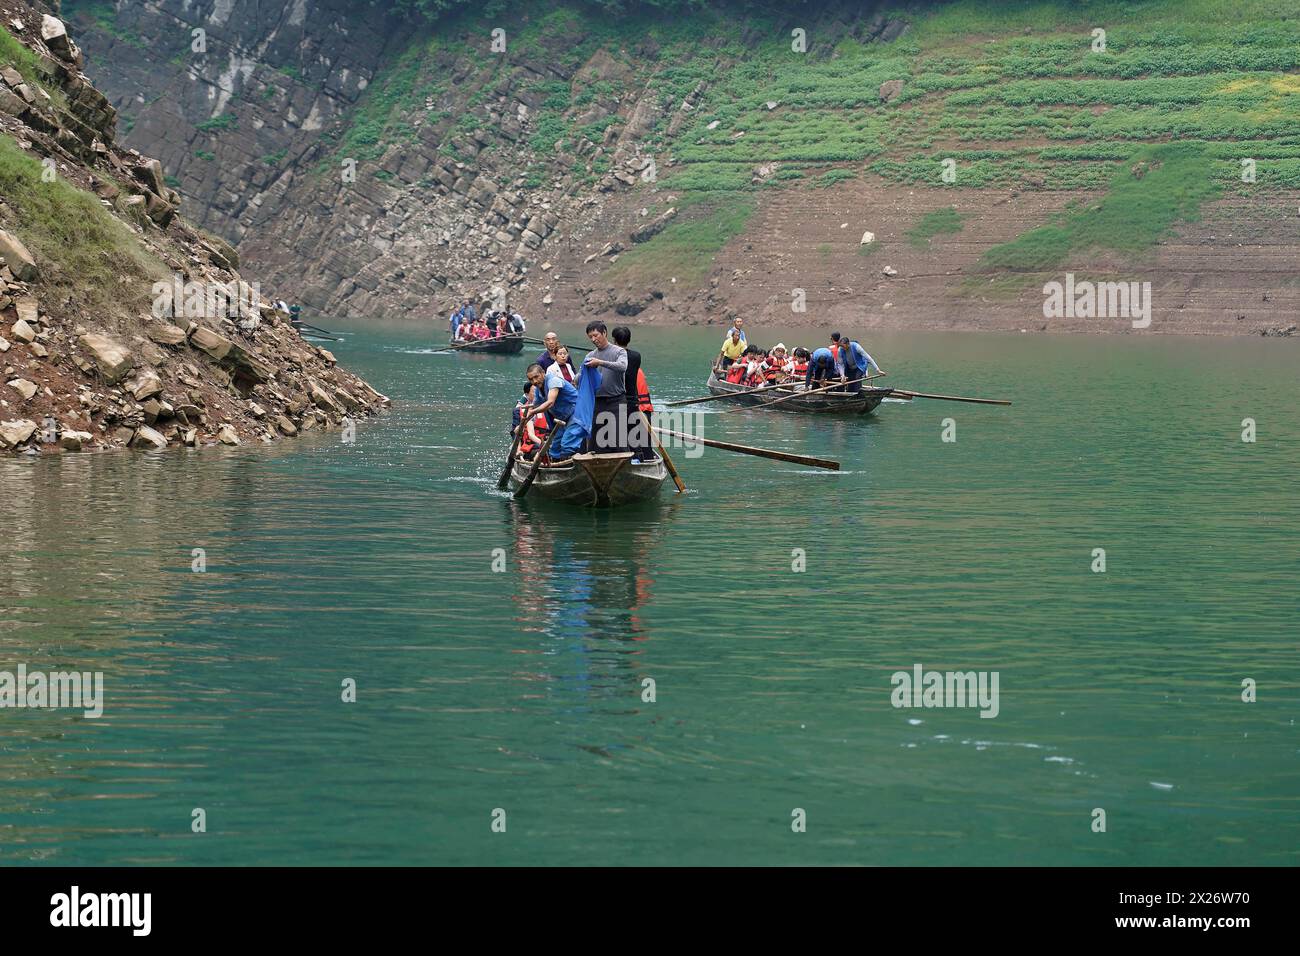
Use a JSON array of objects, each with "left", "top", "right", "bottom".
[{"left": 1, "top": 321, "right": 1296, "bottom": 865}]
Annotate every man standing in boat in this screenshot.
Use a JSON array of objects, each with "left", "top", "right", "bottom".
[
  {"left": 583, "top": 320, "right": 629, "bottom": 453},
  {"left": 611, "top": 326, "right": 654, "bottom": 462},
  {"left": 830, "top": 332, "right": 883, "bottom": 393}
]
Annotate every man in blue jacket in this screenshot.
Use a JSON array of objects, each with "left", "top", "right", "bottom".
[
  {"left": 806, "top": 347, "right": 837, "bottom": 389},
  {"left": 830, "top": 332, "right": 883, "bottom": 392}
]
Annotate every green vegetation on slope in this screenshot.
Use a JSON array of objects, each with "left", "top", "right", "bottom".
[
  {"left": 907, "top": 207, "right": 965, "bottom": 248},
  {"left": 323, "top": 0, "right": 1300, "bottom": 281},
  {"left": 0, "top": 134, "right": 166, "bottom": 312},
  {"left": 979, "top": 143, "right": 1220, "bottom": 271},
  {"left": 604, "top": 199, "right": 755, "bottom": 286}
]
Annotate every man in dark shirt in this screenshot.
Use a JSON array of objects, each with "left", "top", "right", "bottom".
[
  {"left": 535, "top": 330, "right": 561, "bottom": 369},
  {"left": 611, "top": 326, "right": 652, "bottom": 461},
  {"left": 583, "top": 320, "right": 628, "bottom": 453}
]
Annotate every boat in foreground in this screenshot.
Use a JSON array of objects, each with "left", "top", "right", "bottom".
[
  {"left": 451, "top": 334, "right": 525, "bottom": 355},
  {"left": 705, "top": 373, "right": 889, "bottom": 415},
  {"left": 509, "top": 452, "right": 667, "bottom": 507}
]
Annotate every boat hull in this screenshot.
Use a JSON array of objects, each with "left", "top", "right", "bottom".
[
  {"left": 705, "top": 373, "right": 886, "bottom": 415},
  {"left": 453, "top": 334, "right": 526, "bottom": 355},
  {"left": 509, "top": 452, "right": 667, "bottom": 507}
]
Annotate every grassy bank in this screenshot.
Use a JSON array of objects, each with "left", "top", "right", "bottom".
[{"left": 0, "top": 134, "right": 166, "bottom": 313}]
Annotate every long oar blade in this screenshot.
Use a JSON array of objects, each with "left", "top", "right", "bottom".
[
  {"left": 650, "top": 427, "right": 839, "bottom": 471},
  {"left": 889, "top": 389, "right": 1011, "bottom": 406}
]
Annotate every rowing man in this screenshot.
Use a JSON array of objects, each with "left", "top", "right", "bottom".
[
  {"left": 525, "top": 362, "right": 579, "bottom": 460},
  {"left": 830, "top": 332, "right": 883, "bottom": 393}
]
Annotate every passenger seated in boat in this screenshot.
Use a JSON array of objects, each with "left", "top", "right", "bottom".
[
  {"left": 552, "top": 346, "right": 577, "bottom": 383},
  {"left": 495, "top": 316, "right": 510, "bottom": 337},
  {"left": 724, "top": 352, "right": 748, "bottom": 384},
  {"left": 740, "top": 348, "right": 766, "bottom": 387},
  {"left": 717, "top": 328, "right": 745, "bottom": 371},
  {"left": 535, "top": 331, "right": 561, "bottom": 369},
  {"left": 519, "top": 411, "right": 550, "bottom": 460},
  {"left": 765, "top": 344, "right": 790, "bottom": 384},
  {"left": 790, "top": 348, "right": 810, "bottom": 382}
]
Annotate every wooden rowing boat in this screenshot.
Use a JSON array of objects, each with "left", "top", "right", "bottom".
[
  {"left": 508, "top": 451, "right": 667, "bottom": 507},
  {"left": 705, "top": 372, "right": 888, "bottom": 415},
  {"left": 449, "top": 334, "right": 526, "bottom": 355}
]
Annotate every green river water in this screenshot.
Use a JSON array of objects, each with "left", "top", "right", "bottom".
[{"left": 0, "top": 321, "right": 1296, "bottom": 866}]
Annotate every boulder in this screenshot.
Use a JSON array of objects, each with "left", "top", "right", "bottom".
[
  {"left": 861, "top": 231, "right": 876, "bottom": 245},
  {"left": 40, "top": 15, "right": 79, "bottom": 64},
  {"left": 275, "top": 415, "right": 298, "bottom": 436},
  {"left": 128, "top": 369, "right": 162, "bottom": 400},
  {"left": 11, "top": 319, "right": 36, "bottom": 343},
  {"left": 131, "top": 425, "right": 168, "bottom": 449},
  {"left": 0, "top": 230, "right": 37, "bottom": 281},
  {"left": 15, "top": 297, "right": 38, "bottom": 325},
  {"left": 0, "top": 418, "right": 37, "bottom": 447},
  {"left": 187, "top": 323, "right": 233, "bottom": 361},
  {"left": 146, "top": 322, "right": 188, "bottom": 346},
  {"left": 879, "top": 79, "right": 905, "bottom": 103},
  {"left": 78, "top": 332, "right": 134, "bottom": 382},
  {"left": 59, "top": 429, "right": 92, "bottom": 451},
  {"left": 631, "top": 207, "right": 677, "bottom": 244},
  {"left": 308, "top": 381, "right": 341, "bottom": 413},
  {"left": 6, "top": 378, "right": 36, "bottom": 401},
  {"left": 0, "top": 335, "right": 9, "bottom": 352},
  {"left": 217, "top": 424, "right": 240, "bottom": 445}
]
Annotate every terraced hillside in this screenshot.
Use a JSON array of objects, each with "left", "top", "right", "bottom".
[{"left": 70, "top": 0, "right": 1300, "bottom": 334}]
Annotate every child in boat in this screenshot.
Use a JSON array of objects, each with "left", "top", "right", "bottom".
[
  {"left": 519, "top": 411, "right": 550, "bottom": 459},
  {"left": 741, "top": 349, "right": 766, "bottom": 387},
  {"left": 765, "top": 344, "right": 789, "bottom": 383}
]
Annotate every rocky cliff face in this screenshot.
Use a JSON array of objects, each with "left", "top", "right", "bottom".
[
  {"left": 0, "top": 0, "right": 387, "bottom": 456},
  {"left": 66, "top": 0, "right": 1300, "bottom": 336}
]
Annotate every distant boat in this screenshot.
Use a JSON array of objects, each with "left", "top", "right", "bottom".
[
  {"left": 705, "top": 372, "right": 888, "bottom": 415},
  {"left": 449, "top": 334, "right": 526, "bottom": 355},
  {"left": 509, "top": 452, "right": 667, "bottom": 507}
]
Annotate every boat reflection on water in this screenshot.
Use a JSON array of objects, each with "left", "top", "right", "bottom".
[{"left": 505, "top": 499, "right": 677, "bottom": 714}]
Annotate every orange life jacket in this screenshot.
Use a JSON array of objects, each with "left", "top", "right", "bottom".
[
  {"left": 725, "top": 363, "right": 747, "bottom": 384},
  {"left": 519, "top": 413, "right": 549, "bottom": 455},
  {"left": 635, "top": 368, "right": 652, "bottom": 413},
  {"left": 792, "top": 360, "right": 808, "bottom": 377}
]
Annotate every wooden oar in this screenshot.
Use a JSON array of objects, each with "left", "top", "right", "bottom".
[
  {"left": 495, "top": 420, "right": 526, "bottom": 490},
  {"left": 723, "top": 373, "right": 885, "bottom": 412},
  {"left": 512, "top": 418, "right": 565, "bottom": 498},
  {"left": 640, "top": 410, "right": 685, "bottom": 494},
  {"left": 651, "top": 427, "right": 839, "bottom": 471},
  {"left": 521, "top": 336, "right": 592, "bottom": 354},
  {"left": 887, "top": 389, "right": 1011, "bottom": 406},
  {"left": 663, "top": 378, "right": 781, "bottom": 408}
]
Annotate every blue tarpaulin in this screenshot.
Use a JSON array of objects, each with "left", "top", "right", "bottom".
[{"left": 551, "top": 366, "right": 598, "bottom": 459}]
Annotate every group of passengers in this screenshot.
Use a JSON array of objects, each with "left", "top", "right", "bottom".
[
  {"left": 714, "top": 317, "right": 883, "bottom": 393},
  {"left": 449, "top": 299, "right": 527, "bottom": 341}
]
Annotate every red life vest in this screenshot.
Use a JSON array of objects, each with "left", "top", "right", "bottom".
[
  {"left": 725, "top": 363, "right": 746, "bottom": 384},
  {"left": 792, "top": 360, "right": 808, "bottom": 377},
  {"left": 519, "top": 413, "right": 549, "bottom": 455},
  {"left": 635, "top": 368, "right": 652, "bottom": 413}
]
